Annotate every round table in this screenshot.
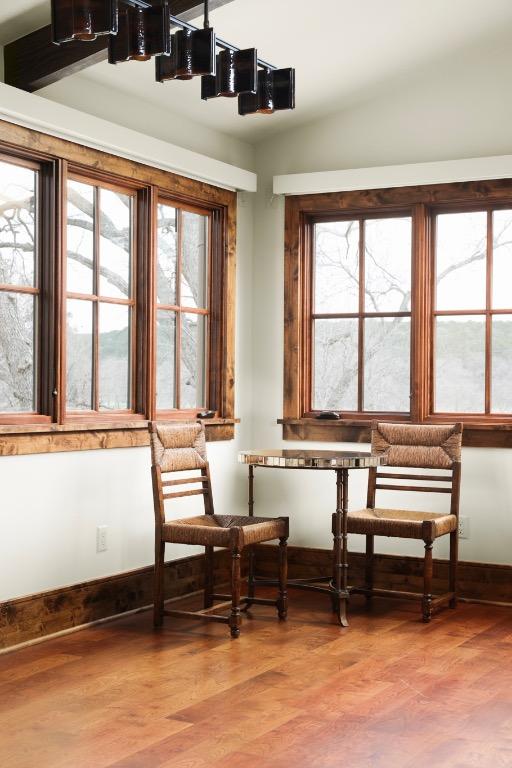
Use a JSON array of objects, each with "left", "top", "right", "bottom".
[{"left": 238, "top": 448, "right": 387, "bottom": 627}]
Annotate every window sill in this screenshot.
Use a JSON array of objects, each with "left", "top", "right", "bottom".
[
  {"left": 0, "top": 419, "right": 239, "bottom": 456},
  {"left": 279, "top": 418, "right": 512, "bottom": 448}
]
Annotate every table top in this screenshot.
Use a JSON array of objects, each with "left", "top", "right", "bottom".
[{"left": 238, "top": 449, "right": 387, "bottom": 470}]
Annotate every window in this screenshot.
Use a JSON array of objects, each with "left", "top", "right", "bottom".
[
  {"left": 66, "top": 177, "right": 135, "bottom": 415},
  {"left": 283, "top": 180, "right": 512, "bottom": 447},
  {"left": 433, "top": 209, "right": 512, "bottom": 416},
  {"left": 0, "top": 156, "right": 39, "bottom": 416},
  {"left": 156, "top": 202, "right": 210, "bottom": 413},
  {"left": 0, "top": 124, "right": 237, "bottom": 450},
  {"left": 313, "top": 216, "right": 412, "bottom": 414}
]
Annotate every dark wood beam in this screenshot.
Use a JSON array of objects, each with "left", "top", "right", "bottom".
[{"left": 4, "top": 0, "right": 236, "bottom": 93}]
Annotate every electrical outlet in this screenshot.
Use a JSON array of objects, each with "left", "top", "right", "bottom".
[
  {"left": 458, "top": 516, "right": 470, "bottom": 540},
  {"left": 96, "top": 526, "right": 108, "bottom": 553}
]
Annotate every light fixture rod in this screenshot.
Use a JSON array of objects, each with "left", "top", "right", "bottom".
[{"left": 168, "top": 12, "right": 277, "bottom": 70}]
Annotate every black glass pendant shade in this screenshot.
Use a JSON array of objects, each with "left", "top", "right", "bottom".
[
  {"left": 201, "top": 48, "right": 257, "bottom": 100},
  {"left": 238, "top": 67, "right": 295, "bottom": 115},
  {"left": 109, "top": 2, "right": 170, "bottom": 64},
  {"left": 51, "top": 0, "right": 118, "bottom": 44},
  {"left": 156, "top": 27, "right": 216, "bottom": 82}
]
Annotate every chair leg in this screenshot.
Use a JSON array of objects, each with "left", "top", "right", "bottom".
[
  {"left": 365, "top": 535, "right": 374, "bottom": 605},
  {"left": 248, "top": 546, "right": 256, "bottom": 602},
  {"left": 204, "top": 546, "right": 214, "bottom": 609},
  {"left": 277, "top": 536, "right": 288, "bottom": 620},
  {"left": 154, "top": 537, "right": 165, "bottom": 628},
  {"left": 229, "top": 548, "right": 242, "bottom": 639},
  {"left": 422, "top": 539, "right": 434, "bottom": 623},
  {"left": 449, "top": 531, "right": 458, "bottom": 609}
]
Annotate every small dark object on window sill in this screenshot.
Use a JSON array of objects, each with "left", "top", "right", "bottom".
[
  {"left": 198, "top": 410, "right": 216, "bottom": 419},
  {"left": 315, "top": 411, "right": 342, "bottom": 420}
]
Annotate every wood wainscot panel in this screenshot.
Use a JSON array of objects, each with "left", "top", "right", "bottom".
[
  {"left": 1, "top": 550, "right": 231, "bottom": 651},
  {"left": 255, "top": 544, "right": 512, "bottom": 605}
]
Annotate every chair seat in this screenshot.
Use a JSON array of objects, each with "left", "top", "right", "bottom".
[
  {"left": 348, "top": 508, "right": 457, "bottom": 540},
  {"left": 162, "top": 514, "right": 287, "bottom": 548}
]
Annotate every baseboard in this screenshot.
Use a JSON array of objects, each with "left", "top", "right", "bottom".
[
  {"left": 255, "top": 544, "right": 512, "bottom": 605},
  {"left": 3, "top": 545, "right": 511, "bottom": 652},
  {"left": 0, "top": 550, "right": 230, "bottom": 652}
]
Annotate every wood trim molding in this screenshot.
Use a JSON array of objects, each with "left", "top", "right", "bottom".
[
  {"left": 255, "top": 544, "right": 512, "bottom": 606},
  {"left": 279, "top": 418, "right": 512, "bottom": 448},
  {"left": 0, "top": 420, "right": 238, "bottom": 457},
  {"left": 283, "top": 181, "right": 512, "bottom": 449},
  {"left": 0, "top": 120, "right": 238, "bottom": 449},
  {"left": 0, "top": 551, "right": 231, "bottom": 652}
]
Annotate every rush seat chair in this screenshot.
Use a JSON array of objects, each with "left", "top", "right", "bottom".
[
  {"left": 348, "top": 422, "right": 463, "bottom": 622},
  {"left": 150, "top": 422, "right": 289, "bottom": 638}
]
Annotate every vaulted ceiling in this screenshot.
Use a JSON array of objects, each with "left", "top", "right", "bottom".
[{"left": 2, "top": 0, "right": 512, "bottom": 143}]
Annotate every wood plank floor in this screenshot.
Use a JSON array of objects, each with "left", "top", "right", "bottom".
[{"left": 1, "top": 590, "right": 512, "bottom": 768}]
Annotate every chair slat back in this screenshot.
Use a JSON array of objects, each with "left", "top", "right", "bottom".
[
  {"left": 150, "top": 422, "right": 214, "bottom": 525},
  {"left": 368, "top": 422, "right": 463, "bottom": 515}
]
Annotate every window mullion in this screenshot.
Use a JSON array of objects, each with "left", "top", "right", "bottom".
[
  {"left": 358, "top": 218, "right": 365, "bottom": 412},
  {"left": 93, "top": 187, "right": 100, "bottom": 413},
  {"left": 176, "top": 208, "right": 183, "bottom": 411},
  {"left": 485, "top": 209, "right": 493, "bottom": 415}
]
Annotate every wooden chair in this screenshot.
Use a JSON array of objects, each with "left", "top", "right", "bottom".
[
  {"left": 348, "top": 422, "right": 463, "bottom": 622},
  {"left": 150, "top": 422, "right": 289, "bottom": 638}
]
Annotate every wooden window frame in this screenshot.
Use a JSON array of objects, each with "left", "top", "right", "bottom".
[
  {"left": 282, "top": 179, "right": 512, "bottom": 448},
  {"left": 0, "top": 120, "right": 237, "bottom": 453}
]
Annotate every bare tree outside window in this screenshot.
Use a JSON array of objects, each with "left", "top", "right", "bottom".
[
  {"left": 312, "top": 208, "right": 512, "bottom": 416},
  {"left": 313, "top": 216, "right": 412, "bottom": 413},
  {"left": 0, "top": 159, "right": 38, "bottom": 413},
  {"left": 156, "top": 203, "right": 208, "bottom": 412}
]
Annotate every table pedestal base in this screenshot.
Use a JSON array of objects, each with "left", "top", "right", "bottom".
[{"left": 247, "top": 467, "right": 350, "bottom": 627}]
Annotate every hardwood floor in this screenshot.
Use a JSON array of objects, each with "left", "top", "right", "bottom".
[{"left": 1, "top": 590, "right": 512, "bottom": 768}]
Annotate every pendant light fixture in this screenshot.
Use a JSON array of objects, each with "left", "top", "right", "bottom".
[
  {"left": 51, "top": 0, "right": 118, "bottom": 44},
  {"left": 51, "top": 0, "right": 296, "bottom": 118},
  {"left": 156, "top": 0, "right": 216, "bottom": 82},
  {"left": 239, "top": 68, "right": 295, "bottom": 116},
  {"left": 109, "top": 0, "right": 170, "bottom": 64},
  {"left": 201, "top": 48, "right": 257, "bottom": 100}
]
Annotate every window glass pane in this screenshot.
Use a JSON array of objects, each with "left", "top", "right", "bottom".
[
  {"left": 313, "top": 319, "right": 358, "bottom": 411},
  {"left": 364, "top": 217, "right": 412, "bottom": 312},
  {"left": 157, "top": 204, "right": 177, "bottom": 306},
  {"left": 435, "top": 212, "right": 487, "bottom": 310},
  {"left": 67, "top": 180, "right": 94, "bottom": 295},
  {"left": 0, "top": 161, "right": 37, "bottom": 288},
  {"left": 99, "top": 189, "right": 131, "bottom": 299},
  {"left": 492, "top": 210, "right": 512, "bottom": 310},
  {"left": 0, "top": 291, "right": 35, "bottom": 411},
  {"left": 156, "top": 310, "right": 176, "bottom": 410},
  {"left": 181, "top": 313, "right": 206, "bottom": 409},
  {"left": 492, "top": 315, "right": 512, "bottom": 413},
  {"left": 314, "top": 221, "right": 359, "bottom": 314},
  {"left": 99, "top": 303, "right": 130, "bottom": 410},
  {"left": 67, "top": 299, "right": 93, "bottom": 410},
  {"left": 364, "top": 318, "right": 410, "bottom": 411},
  {"left": 181, "top": 211, "right": 208, "bottom": 309},
  {"left": 435, "top": 316, "right": 485, "bottom": 413}
]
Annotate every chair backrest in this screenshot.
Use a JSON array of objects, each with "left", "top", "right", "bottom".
[
  {"left": 150, "top": 422, "right": 214, "bottom": 526},
  {"left": 368, "top": 422, "right": 463, "bottom": 516}
]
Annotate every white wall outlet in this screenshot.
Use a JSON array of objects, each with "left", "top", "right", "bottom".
[
  {"left": 458, "top": 516, "right": 470, "bottom": 540},
  {"left": 96, "top": 525, "right": 108, "bottom": 553}
]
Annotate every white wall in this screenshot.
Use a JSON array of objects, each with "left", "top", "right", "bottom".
[
  {"left": 250, "top": 30, "right": 512, "bottom": 567},
  {"left": 40, "top": 75, "right": 255, "bottom": 173}
]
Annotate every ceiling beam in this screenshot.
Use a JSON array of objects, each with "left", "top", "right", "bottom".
[{"left": 4, "top": 0, "right": 236, "bottom": 93}]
